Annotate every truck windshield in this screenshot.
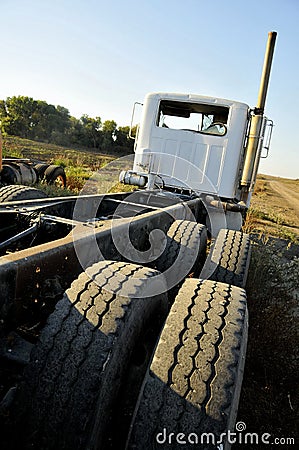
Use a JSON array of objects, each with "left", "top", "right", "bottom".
[{"left": 157, "top": 100, "right": 229, "bottom": 136}]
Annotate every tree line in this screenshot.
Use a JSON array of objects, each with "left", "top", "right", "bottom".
[{"left": 0, "top": 96, "right": 136, "bottom": 153}]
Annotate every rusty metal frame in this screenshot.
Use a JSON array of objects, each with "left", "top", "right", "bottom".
[{"left": 0, "top": 194, "right": 201, "bottom": 323}]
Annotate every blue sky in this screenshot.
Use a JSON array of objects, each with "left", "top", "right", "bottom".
[{"left": 1, "top": 0, "right": 298, "bottom": 178}]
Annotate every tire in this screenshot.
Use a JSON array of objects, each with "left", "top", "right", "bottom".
[
  {"left": 34, "top": 163, "right": 50, "bottom": 182},
  {"left": 153, "top": 220, "right": 207, "bottom": 290},
  {"left": 127, "top": 279, "right": 248, "bottom": 450},
  {"left": 0, "top": 185, "right": 47, "bottom": 202},
  {"left": 0, "top": 164, "right": 21, "bottom": 184},
  {"left": 44, "top": 164, "right": 66, "bottom": 187},
  {"left": 200, "top": 229, "right": 251, "bottom": 288},
  {"left": 15, "top": 260, "right": 168, "bottom": 450}
]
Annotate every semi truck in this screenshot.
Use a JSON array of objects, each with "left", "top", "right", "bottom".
[{"left": 0, "top": 32, "right": 276, "bottom": 450}]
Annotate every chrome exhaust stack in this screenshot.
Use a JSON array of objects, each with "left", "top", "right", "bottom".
[{"left": 241, "top": 31, "right": 277, "bottom": 190}]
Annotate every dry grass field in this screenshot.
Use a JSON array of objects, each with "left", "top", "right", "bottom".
[{"left": 244, "top": 175, "right": 299, "bottom": 243}]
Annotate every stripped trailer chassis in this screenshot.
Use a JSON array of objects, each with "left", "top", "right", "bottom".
[
  {"left": 0, "top": 190, "right": 250, "bottom": 450},
  {"left": 0, "top": 191, "right": 202, "bottom": 324}
]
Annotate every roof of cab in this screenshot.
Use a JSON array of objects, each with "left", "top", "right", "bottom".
[{"left": 145, "top": 92, "right": 249, "bottom": 110}]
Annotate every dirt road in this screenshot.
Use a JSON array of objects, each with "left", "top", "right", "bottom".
[{"left": 269, "top": 180, "right": 299, "bottom": 217}]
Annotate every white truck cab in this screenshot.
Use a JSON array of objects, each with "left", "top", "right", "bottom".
[
  {"left": 120, "top": 32, "right": 276, "bottom": 234},
  {"left": 132, "top": 92, "right": 251, "bottom": 202},
  {"left": 121, "top": 92, "right": 272, "bottom": 201}
]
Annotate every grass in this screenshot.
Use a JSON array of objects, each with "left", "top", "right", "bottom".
[
  {"left": 2, "top": 135, "right": 128, "bottom": 194},
  {"left": 243, "top": 209, "right": 299, "bottom": 244},
  {"left": 2, "top": 135, "right": 119, "bottom": 164},
  {"left": 243, "top": 176, "right": 299, "bottom": 244}
]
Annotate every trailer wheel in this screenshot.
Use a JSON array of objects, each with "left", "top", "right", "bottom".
[
  {"left": 0, "top": 185, "right": 47, "bottom": 202},
  {"left": 200, "top": 229, "right": 251, "bottom": 288},
  {"left": 15, "top": 261, "right": 167, "bottom": 450},
  {"left": 153, "top": 220, "right": 207, "bottom": 288},
  {"left": 127, "top": 279, "right": 248, "bottom": 450},
  {"left": 33, "top": 163, "right": 50, "bottom": 182},
  {"left": 44, "top": 164, "right": 66, "bottom": 187}
]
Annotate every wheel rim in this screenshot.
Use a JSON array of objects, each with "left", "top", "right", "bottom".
[{"left": 53, "top": 175, "right": 66, "bottom": 187}]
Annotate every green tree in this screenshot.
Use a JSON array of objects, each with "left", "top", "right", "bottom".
[
  {"left": 0, "top": 96, "right": 72, "bottom": 142},
  {"left": 80, "top": 115, "right": 102, "bottom": 148},
  {"left": 102, "top": 120, "right": 117, "bottom": 150},
  {"left": 0, "top": 100, "right": 8, "bottom": 135},
  {"left": 67, "top": 116, "right": 86, "bottom": 146},
  {"left": 1, "top": 96, "right": 37, "bottom": 137},
  {"left": 0, "top": 100, "right": 6, "bottom": 118},
  {"left": 0, "top": 95, "right": 136, "bottom": 154},
  {"left": 32, "top": 102, "right": 71, "bottom": 142},
  {"left": 115, "top": 125, "right": 135, "bottom": 152},
  {"left": 115, "top": 126, "right": 130, "bottom": 146}
]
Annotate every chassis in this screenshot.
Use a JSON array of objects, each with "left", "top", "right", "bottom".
[{"left": 0, "top": 189, "right": 250, "bottom": 450}]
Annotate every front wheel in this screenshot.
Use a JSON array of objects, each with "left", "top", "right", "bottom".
[
  {"left": 200, "top": 229, "right": 251, "bottom": 288},
  {"left": 127, "top": 279, "right": 248, "bottom": 450}
]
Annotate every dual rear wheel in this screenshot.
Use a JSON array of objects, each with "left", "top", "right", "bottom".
[
  {"left": 12, "top": 221, "right": 250, "bottom": 450},
  {"left": 36, "top": 164, "right": 66, "bottom": 187}
]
